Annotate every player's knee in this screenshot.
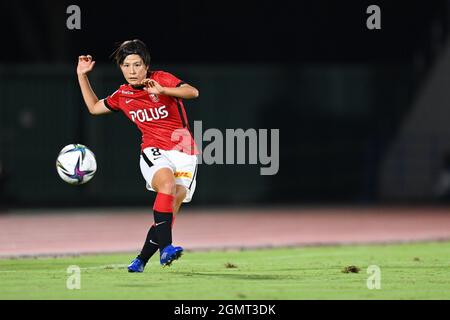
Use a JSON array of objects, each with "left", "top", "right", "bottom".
[{"left": 158, "top": 180, "right": 176, "bottom": 195}]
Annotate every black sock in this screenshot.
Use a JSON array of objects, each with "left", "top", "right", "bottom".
[
  {"left": 153, "top": 210, "right": 173, "bottom": 250},
  {"left": 137, "top": 225, "right": 159, "bottom": 264}
]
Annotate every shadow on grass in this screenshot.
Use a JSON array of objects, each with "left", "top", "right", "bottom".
[
  {"left": 115, "top": 273, "right": 297, "bottom": 288},
  {"left": 175, "top": 272, "right": 302, "bottom": 281}
]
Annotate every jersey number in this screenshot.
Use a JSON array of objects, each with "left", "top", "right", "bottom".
[{"left": 151, "top": 148, "right": 161, "bottom": 157}]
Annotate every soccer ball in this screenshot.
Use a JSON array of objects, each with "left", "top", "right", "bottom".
[{"left": 56, "top": 144, "right": 97, "bottom": 185}]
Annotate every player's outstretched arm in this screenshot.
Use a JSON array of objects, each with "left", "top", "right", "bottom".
[
  {"left": 77, "top": 55, "right": 112, "bottom": 115},
  {"left": 141, "top": 79, "right": 199, "bottom": 100}
]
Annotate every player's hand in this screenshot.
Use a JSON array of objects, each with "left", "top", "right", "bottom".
[
  {"left": 77, "top": 55, "right": 96, "bottom": 76},
  {"left": 141, "top": 79, "right": 165, "bottom": 94}
]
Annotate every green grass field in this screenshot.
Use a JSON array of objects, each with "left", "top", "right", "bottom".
[{"left": 1, "top": 241, "right": 449, "bottom": 300}]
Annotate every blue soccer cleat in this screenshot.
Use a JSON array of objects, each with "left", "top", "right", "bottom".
[
  {"left": 160, "top": 245, "right": 183, "bottom": 266},
  {"left": 127, "top": 258, "right": 146, "bottom": 273}
]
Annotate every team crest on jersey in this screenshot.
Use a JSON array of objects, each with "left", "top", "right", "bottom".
[{"left": 149, "top": 93, "right": 159, "bottom": 102}]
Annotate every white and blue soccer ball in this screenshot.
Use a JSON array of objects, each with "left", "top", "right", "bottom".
[{"left": 56, "top": 144, "right": 97, "bottom": 185}]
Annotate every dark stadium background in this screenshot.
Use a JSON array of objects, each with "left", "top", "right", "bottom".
[{"left": 0, "top": 0, "right": 449, "bottom": 208}]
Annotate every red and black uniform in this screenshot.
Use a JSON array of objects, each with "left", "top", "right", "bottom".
[
  {"left": 104, "top": 71, "right": 198, "bottom": 155},
  {"left": 104, "top": 71, "right": 197, "bottom": 258}
]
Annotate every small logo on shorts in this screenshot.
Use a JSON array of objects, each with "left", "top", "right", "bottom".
[
  {"left": 149, "top": 93, "right": 159, "bottom": 103},
  {"left": 174, "top": 171, "right": 193, "bottom": 179}
]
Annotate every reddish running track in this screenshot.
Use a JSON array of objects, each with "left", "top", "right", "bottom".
[{"left": 0, "top": 206, "right": 450, "bottom": 257}]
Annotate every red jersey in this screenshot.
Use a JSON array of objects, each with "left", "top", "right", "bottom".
[{"left": 104, "top": 71, "right": 198, "bottom": 155}]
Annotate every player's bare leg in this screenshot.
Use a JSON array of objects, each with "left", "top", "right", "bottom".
[
  {"left": 173, "top": 185, "right": 187, "bottom": 215},
  {"left": 152, "top": 168, "right": 176, "bottom": 195}
]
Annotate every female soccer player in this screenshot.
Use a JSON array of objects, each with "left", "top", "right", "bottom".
[{"left": 76, "top": 39, "right": 199, "bottom": 271}]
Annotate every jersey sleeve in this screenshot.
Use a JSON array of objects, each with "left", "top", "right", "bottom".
[
  {"left": 156, "top": 71, "right": 185, "bottom": 88},
  {"left": 104, "top": 89, "right": 120, "bottom": 112}
]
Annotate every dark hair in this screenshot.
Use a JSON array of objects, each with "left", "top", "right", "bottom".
[{"left": 111, "top": 39, "right": 151, "bottom": 67}]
